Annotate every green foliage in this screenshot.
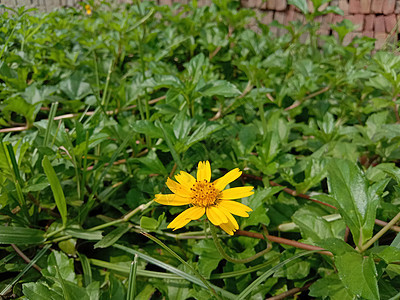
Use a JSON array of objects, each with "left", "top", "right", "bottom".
[{"left": 1, "top": 0, "right": 400, "bottom": 299}]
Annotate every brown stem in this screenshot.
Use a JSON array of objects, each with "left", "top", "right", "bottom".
[
  {"left": 11, "top": 244, "right": 42, "bottom": 272},
  {"left": 243, "top": 173, "right": 400, "bottom": 232},
  {"left": 0, "top": 126, "right": 29, "bottom": 133},
  {"left": 266, "top": 281, "right": 315, "bottom": 300},
  {"left": 284, "top": 86, "right": 330, "bottom": 111},
  {"left": 169, "top": 163, "right": 178, "bottom": 178},
  {"left": 235, "top": 230, "right": 333, "bottom": 256},
  {"left": 1, "top": 96, "right": 166, "bottom": 134}
]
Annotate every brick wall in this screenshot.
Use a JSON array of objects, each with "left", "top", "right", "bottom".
[
  {"left": 1, "top": 0, "right": 398, "bottom": 48},
  {"left": 241, "top": 0, "right": 399, "bottom": 48}
]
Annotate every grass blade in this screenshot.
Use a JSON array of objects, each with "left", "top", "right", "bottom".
[
  {"left": 126, "top": 254, "right": 138, "bottom": 300},
  {"left": 78, "top": 253, "right": 92, "bottom": 287},
  {"left": 0, "top": 227, "right": 45, "bottom": 245},
  {"left": 42, "top": 155, "right": 67, "bottom": 227},
  {"left": 43, "top": 102, "right": 58, "bottom": 147}
]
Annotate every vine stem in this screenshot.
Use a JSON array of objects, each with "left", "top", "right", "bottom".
[{"left": 209, "top": 223, "right": 272, "bottom": 263}]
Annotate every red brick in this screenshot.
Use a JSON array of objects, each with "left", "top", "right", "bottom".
[
  {"left": 159, "top": 0, "right": 172, "bottom": 5},
  {"left": 321, "top": 13, "right": 334, "bottom": 30},
  {"left": 317, "top": 28, "right": 330, "bottom": 36},
  {"left": 339, "top": 0, "right": 349, "bottom": 14},
  {"left": 261, "top": 11, "right": 274, "bottom": 25},
  {"left": 374, "top": 15, "right": 386, "bottom": 32},
  {"left": 346, "top": 14, "right": 365, "bottom": 30},
  {"left": 349, "top": 0, "right": 361, "bottom": 13},
  {"left": 383, "top": 0, "right": 396, "bottom": 14},
  {"left": 274, "top": 11, "right": 285, "bottom": 24},
  {"left": 241, "top": 0, "right": 252, "bottom": 8},
  {"left": 371, "top": 0, "right": 384, "bottom": 13},
  {"left": 396, "top": 0, "right": 400, "bottom": 13},
  {"left": 246, "top": 0, "right": 262, "bottom": 7},
  {"left": 374, "top": 32, "right": 387, "bottom": 48},
  {"left": 276, "top": 0, "right": 287, "bottom": 11},
  {"left": 266, "top": 0, "right": 276, "bottom": 9},
  {"left": 333, "top": 14, "right": 344, "bottom": 23},
  {"left": 294, "top": 11, "right": 305, "bottom": 23},
  {"left": 360, "top": 0, "right": 371, "bottom": 13},
  {"left": 285, "top": 6, "right": 296, "bottom": 24},
  {"left": 363, "top": 30, "right": 374, "bottom": 37},
  {"left": 384, "top": 14, "right": 397, "bottom": 32},
  {"left": 364, "top": 14, "right": 375, "bottom": 30}
]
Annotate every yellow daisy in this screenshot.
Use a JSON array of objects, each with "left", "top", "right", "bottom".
[
  {"left": 155, "top": 161, "right": 254, "bottom": 235},
  {"left": 85, "top": 4, "right": 92, "bottom": 15}
]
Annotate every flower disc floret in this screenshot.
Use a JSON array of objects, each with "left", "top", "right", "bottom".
[{"left": 191, "top": 180, "right": 219, "bottom": 207}]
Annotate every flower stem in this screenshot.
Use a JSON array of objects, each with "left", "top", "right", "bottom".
[
  {"left": 359, "top": 210, "right": 400, "bottom": 252},
  {"left": 209, "top": 223, "right": 272, "bottom": 264}
]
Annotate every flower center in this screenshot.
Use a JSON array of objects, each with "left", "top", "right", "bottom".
[{"left": 190, "top": 180, "right": 219, "bottom": 207}]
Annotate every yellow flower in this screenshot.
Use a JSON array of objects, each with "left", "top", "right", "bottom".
[
  {"left": 85, "top": 4, "right": 92, "bottom": 15},
  {"left": 155, "top": 161, "right": 254, "bottom": 235}
]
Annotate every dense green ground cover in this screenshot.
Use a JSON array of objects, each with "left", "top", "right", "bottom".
[{"left": 2, "top": 0, "right": 400, "bottom": 299}]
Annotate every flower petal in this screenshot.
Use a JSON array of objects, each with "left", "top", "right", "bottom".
[
  {"left": 197, "top": 161, "right": 211, "bottom": 182},
  {"left": 166, "top": 178, "right": 192, "bottom": 197},
  {"left": 213, "top": 168, "right": 242, "bottom": 191},
  {"left": 219, "top": 221, "right": 236, "bottom": 236},
  {"left": 219, "top": 186, "right": 254, "bottom": 200},
  {"left": 206, "top": 206, "right": 228, "bottom": 226},
  {"left": 217, "top": 205, "right": 239, "bottom": 230},
  {"left": 217, "top": 200, "right": 252, "bottom": 217},
  {"left": 167, "top": 206, "right": 205, "bottom": 230},
  {"left": 175, "top": 171, "right": 196, "bottom": 189},
  {"left": 154, "top": 194, "right": 192, "bottom": 206}
]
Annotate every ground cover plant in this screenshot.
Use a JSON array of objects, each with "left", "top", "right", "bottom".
[{"left": 2, "top": 0, "right": 400, "bottom": 298}]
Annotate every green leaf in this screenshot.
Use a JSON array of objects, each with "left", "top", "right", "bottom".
[
  {"left": 23, "top": 282, "right": 63, "bottom": 300},
  {"left": 288, "top": 0, "right": 309, "bottom": 15},
  {"left": 187, "top": 53, "right": 206, "bottom": 86},
  {"left": 64, "top": 229, "right": 103, "bottom": 240},
  {"left": 309, "top": 273, "right": 354, "bottom": 300},
  {"left": 317, "top": 237, "right": 356, "bottom": 256},
  {"left": 192, "top": 239, "right": 222, "bottom": 278},
  {"left": 376, "top": 246, "right": 400, "bottom": 264},
  {"left": 292, "top": 206, "right": 346, "bottom": 243},
  {"left": 42, "top": 156, "right": 67, "bottom": 227},
  {"left": 43, "top": 251, "right": 76, "bottom": 283},
  {"left": 131, "top": 120, "right": 163, "bottom": 138},
  {"left": 326, "top": 159, "right": 378, "bottom": 247},
  {"left": 94, "top": 223, "right": 130, "bottom": 249},
  {"left": 140, "top": 216, "right": 159, "bottom": 231},
  {"left": 59, "top": 73, "right": 91, "bottom": 100},
  {"left": 180, "top": 122, "right": 226, "bottom": 153},
  {"left": 197, "top": 80, "right": 241, "bottom": 97},
  {"left": 0, "top": 226, "right": 45, "bottom": 244},
  {"left": 335, "top": 253, "right": 379, "bottom": 300},
  {"left": 391, "top": 232, "right": 400, "bottom": 249}
]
